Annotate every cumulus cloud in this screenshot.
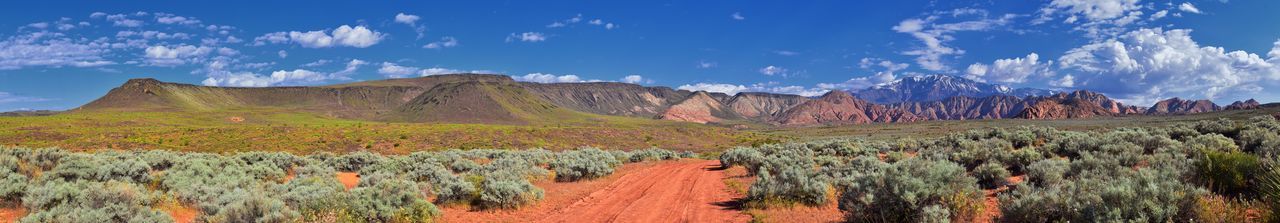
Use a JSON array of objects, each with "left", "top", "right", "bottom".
[
  {"left": 377, "top": 62, "right": 488, "bottom": 78},
  {"left": 759, "top": 65, "right": 788, "bottom": 76},
  {"left": 143, "top": 44, "right": 214, "bottom": 66},
  {"left": 253, "top": 25, "right": 384, "bottom": 48},
  {"left": 277, "top": 50, "right": 287, "bottom": 58},
  {"left": 202, "top": 59, "right": 366, "bottom": 87},
  {"left": 677, "top": 82, "right": 828, "bottom": 97},
  {"left": 732, "top": 12, "right": 745, "bottom": 20},
  {"left": 1056, "top": 28, "right": 1280, "bottom": 105},
  {"left": 620, "top": 75, "right": 649, "bottom": 84},
  {"left": 0, "top": 32, "right": 115, "bottom": 70},
  {"left": 103, "top": 13, "right": 144, "bottom": 27},
  {"left": 894, "top": 10, "right": 1015, "bottom": 72},
  {"left": 1050, "top": 74, "right": 1075, "bottom": 88},
  {"left": 513, "top": 73, "right": 594, "bottom": 83},
  {"left": 423, "top": 36, "right": 458, "bottom": 49},
  {"left": 817, "top": 58, "right": 909, "bottom": 90},
  {"left": 506, "top": 32, "right": 547, "bottom": 42},
  {"left": 155, "top": 13, "right": 202, "bottom": 25},
  {"left": 1178, "top": 3, "right": 1202, "bottom": 14},
  {"left": 964, "top": 53, "right": 1054, "bottom": 84}
]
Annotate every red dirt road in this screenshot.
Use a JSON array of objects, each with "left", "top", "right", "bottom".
[{"left": 534, "top": 160, "right": 750, "bottom": 223}]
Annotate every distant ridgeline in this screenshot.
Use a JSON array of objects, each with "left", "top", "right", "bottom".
[{"left": 76, "top": 74, "right": 1264, "bottom": 126}]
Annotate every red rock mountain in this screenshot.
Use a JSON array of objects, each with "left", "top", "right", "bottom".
[
  {"left": 1225, "top": 99, "right": 1260, "bottom": 110},
  {"left": 78, "top": 74, "right": 1259, "bottom": 126},
  {"left": 772, "top": 91, "right": 921, "bottom": 126},
  {"left": 1147, "top": 98, "right": 1221, "bottom": 114}
]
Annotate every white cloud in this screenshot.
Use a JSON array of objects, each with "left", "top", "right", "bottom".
[
  {"left": 620, "top": 75, "right": 649, "bottom": 84},
  {"left": 605, "top": 23, "right": 617, "bottom": 30},
  {"left": 1178, "top": 3, "right": 1202, "bottom": 14},
  {"left": 377, "top": 62, "right": 419, "bottom": 77},
  {"left": 514, "top": 73, "right": 588, "bottom": 83},
  {"left": 696, "top": 61, "right": 717, "bottom": 69},
  {"left": 676, "top": 82, "right": 828, "bottom": 97},
  {"left": 0, "top": 92, "right": 50, "bottom": 104},
  {"left": 103, "top": 14, "right": 144, "bottom": 27},
  {"left": 589, "top": 19, "right": 603, "bottom": 25},
  {"left": 818, "top": 58, "right": 909, "bottom": 90},
  {"left": 155, "top": 13, "right": 201, "bottom": 25},
  {"left": 423, "top": 36, "right": 458, "bottom": 49},
  {"left": 143, "top": 44, "right": 214, "bottom": 66},
  {"left": 759, "top": 65, "right": 787, "bottom": 76},
  {"left": 732, "top": 12, "right": 745, "bottom": 20},
  {"left": 277, "top": 50, "right": 287, "bottom": 58},
  {"left": 394, "top": 13, "right": 420, "bottom": 25},
  {"left": 395, "top": 13, "right": 427, "bottom": 39},
  {"left": 773, "top": 50, "right": 799, "bottom": 56},
  {"left": 202, "top": 71, "right": 272, "bottom": 87},
  {"left": 301, "top": 60, "right": 331, "bottom": 67},
  {"left": 506, "top": 32, "right": 547, "bottom": 42},
  {"left": 894, "top": 11, "right": 1015, "bottom": 72},
  {"left": 377, "top": 62, "right": 487, "bottom": 78},
  {"left": 964, "top": 53, "right": 1053, "bottom": 84},
  {"left": 1057, "top": 28, "right": 1280, "bottom": 105},
  {"left": 203, "top": 60, "right": 365, "bottom": 87},
  {"left": 1037, "top": 0, "right": 1142, "bottom": 23},
  {"left": 254, "top": 25, "right": 384, "bottom": 48},
  {"left": 0, "top": 32, "right": 115, "bottom": 70},
  {"left": 1050, "top": 74, "right": 1075, "bottom": 88},
  {"left": 546, "top": 22, "right": 566, "bottom": 28}
]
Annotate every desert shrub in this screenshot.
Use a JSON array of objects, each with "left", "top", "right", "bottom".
[
  {"left": 21, "top": 180, "right": 171, "bottom": 223},
  {"left": 331, "top": 151, "right": 384, "bottom": 172},
  {"left": 0, "top": 169, "right": 27, "bottom": 203},
  {"left": 204, "top": 187, "right": 299, "bottom": 223},
  {"left": 475, "top": 171, "right": 543, "bottom": 209},
  {"left": 478, "top": 157, "right": 549, "bottom": 180},
  {"left": 348, "top": 176, "right": 439, "bottom": 222},
  {"left": 42, "top": 154, "right": 151, "bottom": 184},
  {"left": 1195, "top": 149, "right": 1262, "bottom": 196},
  {"left": 1004, "top": 148, "right": 1044, "bottom": 173},
  {"left": 293, "top": 160, "right": 337, "bottom": 179},
  {"left": 838, "top": 158, "right": 982, "bottom": 222},
  {"left": 821, "top": 155, "right": 888, "bottom": 190},
  {"left": 1025, "top": 158, "right": 1069, "bottom": 187},
  {"left": 550, "top": 148, "right": 620, "bottom": 182},
  {"left": 234, "top": 151, "right": 300, "bottom": 171},
  {"left": 23, "top": 148, "right": 66, "bottom": 171},
  {"left": 1258, "top": 157, "right": 1280, "bottom": 222},
  {"left": 280, "top": 175, "right": 348, "bottom": 221},
  {"left": 973, "top": 161, "right": 1010, "bottom": 189},
  {"left": 1195, "top": 118, "right": 1239, "bottom": 137},
  {"left": 719, "top": 147, "right": 763, "bottom": 170},
  {"left": 627, "top": 148, "right": 679, "bottom": 162},
  {"left": 746, "top": 163, "right": 829, "bottom": 207},
  {"left": 679, "top": 151, "right": 697, "bottom": 158},
  {"left": 949, "top": 138, "right": 1012, "bottom": 168},
  {"left": 507, "top": 148, "right": 555, "bottom": 166},
  {"left": 1000, "top": 162, "right": 1203, "bottom": 222}
]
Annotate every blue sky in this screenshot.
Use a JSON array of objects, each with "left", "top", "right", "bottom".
[{"left": 2, "top": 0, "right": 1280, "bottom": 111}]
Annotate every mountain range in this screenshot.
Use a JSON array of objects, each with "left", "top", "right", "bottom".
[{"left": 75, "top": 74, "right": 1263, "bottom": 126}]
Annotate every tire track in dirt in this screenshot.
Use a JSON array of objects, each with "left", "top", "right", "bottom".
[{"left": 536, "top": 160, "right": 750, "bottom": 223}]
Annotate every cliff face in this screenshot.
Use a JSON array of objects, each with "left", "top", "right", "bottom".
[
  {"left": 725, "top": 92, "right": 810, "bottom": 120},
  {"left": 1015, "top": 90, "right": 1133, "bottom": 119},
  {"left": 521, "top": 82, "right": 685, "bottom": 117},
  {"left": 656, "top": 91, "right": 739, "bottom": 124},
  {"left": 888, "top": 95, "right": 1025, "bottom": 120}
]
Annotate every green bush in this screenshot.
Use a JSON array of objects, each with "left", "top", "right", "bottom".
[
  {"left": 475, "top": 171, "right": 543, "bottom": 209},
  {"left": 1025, "top": 158, "right": 1069, "bottom": 187},
  {"left": 21, "top": 180, "right": 172, "bottom": 223},
  {"left": 627, "top": 148, "right": 680, "bottom": 162},
  {"left": 205, "top": 188, "right": 299, "bottom": 223},
  {"left": 550, "top": 148, "right": 620, "bottom": 182},
  {"left": 746, "top": 163, "right": 829, "bottom": 206},
  {"left": 348, "top": 176, "right": 440, "bottom": 222},
  {"left": 973, "top": 161, "right": 1010, "bottom": 189},
  {"left": 838, "top": 158, "right": 982, "bottom": 222},
  {"left": 280, "top": 175, "right": 348, "bottom": 220},
  {"left": 1195, "top": 149, "right": 1262, "bottom": 196}
]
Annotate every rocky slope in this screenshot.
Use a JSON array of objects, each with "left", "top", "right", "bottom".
[
  {"left": 1226, "top": 99, "right": 1261, "bottom": 110},
  {"left": 656, "top": 91, "right": 739, "bottom": 124},
  {"left": 725, "top": 92, "right": 810, "bottom": 121}
]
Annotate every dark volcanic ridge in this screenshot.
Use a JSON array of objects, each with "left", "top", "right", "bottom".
[{"left": 77, "top": 73, "right": 1263, "bottom": 126}]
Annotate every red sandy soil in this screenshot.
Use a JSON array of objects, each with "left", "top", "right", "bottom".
[
  {"left": 337, "top": 172, "right": 359, "bottom": 190},
  {"left": 974, "top": 175, "right": 1026, "bottom": 223},
  {"left": 0, "top": 206, "right": 25, "bottom": 222},
  {"left": 440, "top": 160, "right": 751, "bottom": 223},
  {"left": 163, "top": 204, "right": 198, "bottom": 223}
]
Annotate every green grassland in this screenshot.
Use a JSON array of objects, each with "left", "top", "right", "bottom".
[{"left": 0, "top": 109, "right": 777, "bottom": 154}]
